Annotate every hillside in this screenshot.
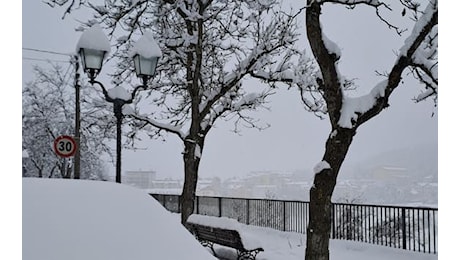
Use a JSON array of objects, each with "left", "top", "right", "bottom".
[{"left": 334, "top": 143, "right": 437, "bottom": 206}]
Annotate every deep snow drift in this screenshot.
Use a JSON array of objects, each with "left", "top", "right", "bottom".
[
  {"left": 23, "top": 178, "right": 437, "bottom": 260},
  {"left": 22, "top": 178, "right": 217, "bottom": 260}
]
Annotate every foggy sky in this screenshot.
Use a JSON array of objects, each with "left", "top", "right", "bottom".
[{"left": 22, "top": 1, "right": 438, "bottom": 180}]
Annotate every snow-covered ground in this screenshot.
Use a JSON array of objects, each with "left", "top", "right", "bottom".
[
  {"left": 23, "top": 178, "right": 437, "bottom": 260},
  {"left": 210, "top": 222, "right": 437, "bottom": 260},
  {"left": 23, "top": 178, "right": 217, "bottom": 260}
]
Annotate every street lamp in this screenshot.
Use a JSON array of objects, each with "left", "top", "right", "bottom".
[{"left": 76, "top": 24, "right": 162, "bottom": 183}]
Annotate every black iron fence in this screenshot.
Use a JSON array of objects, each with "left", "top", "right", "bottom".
[{"left": 150, "top": 194, "right": 437, "bottom": 254}]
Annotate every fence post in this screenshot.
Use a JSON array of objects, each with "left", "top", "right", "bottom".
[
  {"left": 306, "top": 201, "right": 309, "bottom": 234},
  {"left": 196, "top": 196, "right": 200, "bottom": 215},
  {"left": 402, "top": 208, "right": 407, "bottom": 250},
  {"left": 331, "top": 203, "right": 336, "bottom": 239},
  {"left": 218, "top": 197, "right": 222, "bottom": 217},
  {"left": 283, "top": 201, "right": 286, "bottom": 231},
  {"left": 246, "top": 199, "right": 250, "bottom": 225}
]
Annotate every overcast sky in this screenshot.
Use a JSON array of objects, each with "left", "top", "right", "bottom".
[{"left": 22, "top": 1, "right": 438, "bottom": 180}]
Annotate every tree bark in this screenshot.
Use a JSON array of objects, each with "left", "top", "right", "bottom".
[
  {"left": 180, "top": 138, "right": 203, "bottom": 224},
  {"left": 306, "top": 128, "right": 355, "bottom": 260},
  {"left": 180, "top": 5, "right": 204, "bottom": 225}
]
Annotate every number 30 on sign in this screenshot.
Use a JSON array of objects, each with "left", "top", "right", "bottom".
[{"left": 53, "top": 135, "right": 77, "bottom": 158}]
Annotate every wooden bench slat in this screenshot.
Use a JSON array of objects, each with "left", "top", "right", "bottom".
[{"left": 190, "top": 225, "right": 244, "bottom": 248}]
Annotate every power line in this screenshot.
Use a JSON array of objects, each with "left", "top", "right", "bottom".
[
  {"left": 22, "top": 47, "right": 74, "bottom": 57},
  {"left": 23, "top": 57, "right": 71, "bottom": 63},
  {"left": 62, "top": 62, "right": 74, "bottom": 86}
]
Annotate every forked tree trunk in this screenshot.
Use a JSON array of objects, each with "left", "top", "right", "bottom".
[
  {"left": 304, "top": 1, "right": 357, "bottom": 258},
  {"left": 303, "top": 0, "right": 437, "bottom": 259},
  {"left": 306, "top": 128, "right": 355, "bottom": 260}
]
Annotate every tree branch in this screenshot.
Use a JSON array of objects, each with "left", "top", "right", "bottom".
[
  {"left": 355, "top": 1, "right": 437, "bottom": 127},
  {"left": 127, "top": 113, "right": 186, "bottom": 140},
  {"left": 306, "top": 2, "right": 343, "bottom": 126}
]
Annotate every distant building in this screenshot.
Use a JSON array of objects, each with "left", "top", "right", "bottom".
[
  {"left": 123, "top": 170, "right": 157, "bottom": 189},
  {"left": 197, "top": 177, "right": 221, "bottom": 196},
  {"left": 147, "top": 178, "right": 183, "bottom": 195}
]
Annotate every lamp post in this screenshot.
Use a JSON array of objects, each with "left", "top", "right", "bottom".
[{"left": 76, "top": 24, "right": 161, "bottom": 183}]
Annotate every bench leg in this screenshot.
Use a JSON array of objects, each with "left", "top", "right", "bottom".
[
  {"left": 209, "top": 244, "right": 217, "bottom": 256},
  {"left": 237, "top": 249, "right": 261, "bottom": 260},
  {"left": 198, "top": 239, "right": 217, "bottom": 256}
]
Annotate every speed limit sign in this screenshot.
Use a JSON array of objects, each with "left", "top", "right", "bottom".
[{"left": 53, "top": 135, "right": 77, "bottom": 158}]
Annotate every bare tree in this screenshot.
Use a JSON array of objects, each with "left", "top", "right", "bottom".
[
  {"left": 47, "top": 0, "right": 303, "bottom": 224},
  {"left": 298, "top": 1, "right": 437, "bottom": 259},
  {"left": 23, "top": 63, "right": 112, "bottom": 180}
]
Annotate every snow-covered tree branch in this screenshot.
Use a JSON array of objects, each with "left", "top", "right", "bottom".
[
  {"left": 23, "top": 63, "right": 112, "bottom": 180},
  {"left": 48, "top": 0, "right": 303, "bottom": 224},
  {"left": 351, "top": 0, "right": 437, "bottom": 128},
  {"left": 302, "top": 1, "right": 437, "bottom": 259}
]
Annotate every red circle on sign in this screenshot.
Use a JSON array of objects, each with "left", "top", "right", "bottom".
[{"left": 53, "top": 135, "right": 77, "bottom": 158}]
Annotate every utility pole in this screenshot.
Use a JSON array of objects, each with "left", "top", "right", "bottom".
[{"left": 73, "top": 55, "right": 81, "bottom": 179}]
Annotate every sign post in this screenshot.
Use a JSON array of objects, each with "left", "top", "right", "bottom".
[{"left": 53, "top": 135, "right": 77, "bottom": 158}]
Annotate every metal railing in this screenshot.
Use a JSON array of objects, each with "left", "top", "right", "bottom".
[{"left": 149, "top": 194, "right": 437, "bottom": 254}]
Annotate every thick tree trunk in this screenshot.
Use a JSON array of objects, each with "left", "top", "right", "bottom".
[
  {"left": 306, "top": 128, "right": 355, "bottom": 260},
  {"left": 180, "top": 139, "right": 203, "bottom": 224}
]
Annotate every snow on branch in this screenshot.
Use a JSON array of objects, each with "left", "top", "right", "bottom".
[
  {"left": 403, "top": 1, "right": 438, "bottom": 104},
  {"left": 321, "top": 30, "right": 342, "bottom": 59},
  {"left": 53, "top": 0, "right": 306, "bottom": 142},
  {"left": 248, "top": 47, "right": 326, "bottom": 117},
  {"left": 200, "top": 90, "right": 273, "bottom": 133},
  {"left": 315, "top": 0, "right": 417, "bottom": 35},
  {"left": 125, "top": 111, "right": 186, "bottom": 140},
  {"left": 398, "top": 0, "right": 437, "bottom": 57},
  {"left": 198, "top": 6, "right": 299, "bottom": 116},
  {"left": 225, "top": 22, "right": 293, "bottom": 83},
  {"left": 310, "top": 0, "right": 384, "bottom": 4},
  {"left": 309, "top": 0, "right": 389, "bottom": 10},
  {"left": 314, "top": 160, "right": 331, "bottom": 174},
  {"left": 337, "top": 0, "right": 438, "bottom": 129},
  {"left": 44, "top": 0, "right": 84, "bottom": 19},
  {"left": 338, "top": 80, "right": 387, "bottom": 128}
]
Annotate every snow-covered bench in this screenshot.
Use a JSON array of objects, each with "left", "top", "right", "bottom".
[{"left": 186, "top": 214, "right": 264, "bottom": 260}]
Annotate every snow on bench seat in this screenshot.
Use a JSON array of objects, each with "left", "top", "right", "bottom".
[{"left": 187, "top": 214, "right": 264, "bottom": 254}]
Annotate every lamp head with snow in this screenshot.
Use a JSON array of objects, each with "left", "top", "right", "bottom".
[
  {"left": 76, "top": 24, "right": 111, "bottom": 81},
  {"left": 130, "top": 32, "right": 162, "bottom": 86}
]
